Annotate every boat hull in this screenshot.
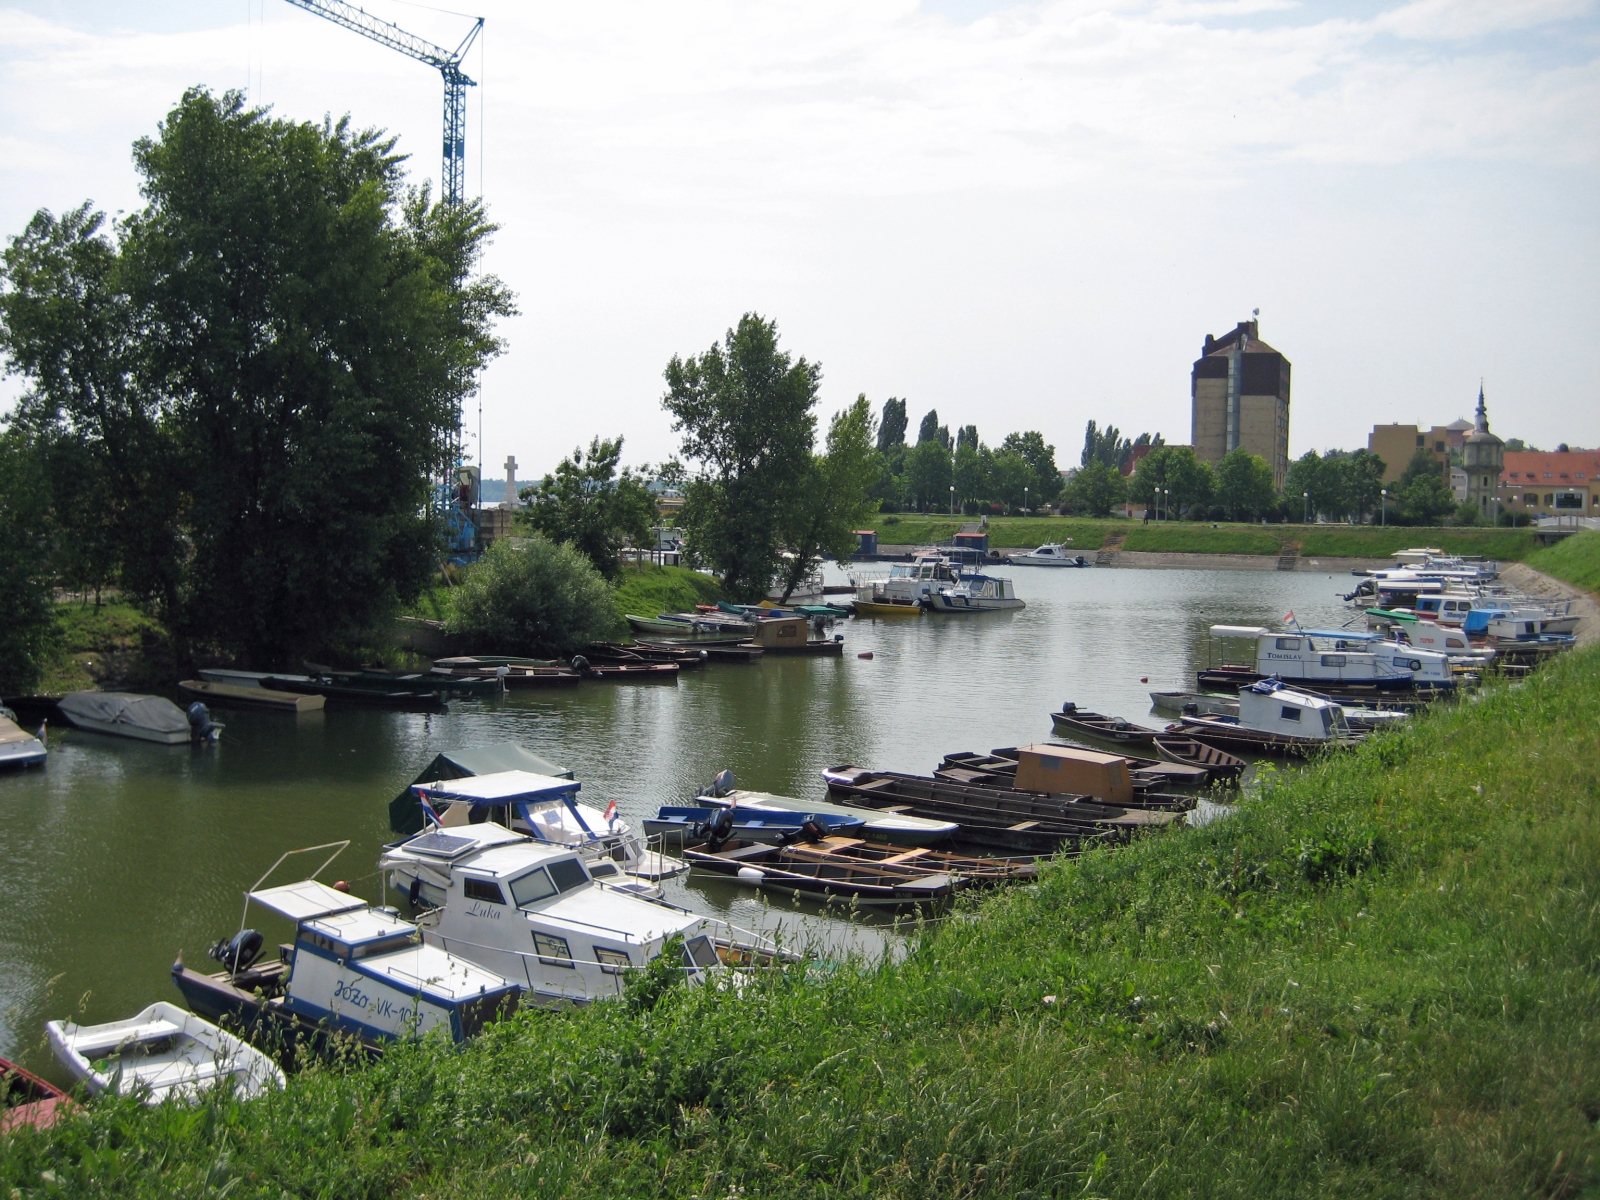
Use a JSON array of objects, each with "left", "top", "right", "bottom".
[{"left": 179, "top": 680, "right": 325, "bottom": 713}]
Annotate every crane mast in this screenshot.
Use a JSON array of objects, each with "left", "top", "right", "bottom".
[{"left": 282, "top": 0, "right": 482, "bottom": 204}]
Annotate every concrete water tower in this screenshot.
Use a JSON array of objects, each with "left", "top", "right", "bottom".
[{"left": 1462, "top": 383, "right": 1504, "bottom": 521}]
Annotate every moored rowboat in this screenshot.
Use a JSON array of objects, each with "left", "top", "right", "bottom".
[
  {"left": 179, "top": 679, "right": 325, "bottom": 713},
  {"left": 1051, "top": 704, "right": 1160, "bottom": 744}
]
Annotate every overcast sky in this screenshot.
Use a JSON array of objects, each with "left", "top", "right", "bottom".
[{"left": 2, "top": 0, "right": 1596, "bottom": 480}]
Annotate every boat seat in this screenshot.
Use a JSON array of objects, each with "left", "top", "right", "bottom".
[
  {"left": 855, "top": 779, "right": 894, "bottom": 791},
  {"left": 876, "top": 849, "right": 929, "bottom": 865},
  {"left": 75, "top": 1021, "right": 185, "bottom": 1056},
  {"left": 1007, "top": 821, "right": 1040, "bottom": 831}
]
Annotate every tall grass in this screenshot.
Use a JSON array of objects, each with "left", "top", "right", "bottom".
[
  {"left": 5, "top": 649, "right": 1597, "bottom": 1197},
  {"left": 612, "top": 564, "right": 723, "bottom": 626},
  {"left": 1525, "top": 529, "right": 1600, "bottom": 593}
]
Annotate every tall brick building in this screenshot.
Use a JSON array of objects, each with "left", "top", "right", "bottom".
[{"left": 1190, "top": 319, "right": 1291, "bottom": 489}]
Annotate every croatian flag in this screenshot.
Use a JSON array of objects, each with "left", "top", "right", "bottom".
[
  {"left": 1284, "top": 611, "right": 1300, "bottom": 628},
  {"left": 416, "top": 789, "right": 443, "bottom": 828},
  {"left": 603, "top": 799, "right": 618, "bottom": 826}
]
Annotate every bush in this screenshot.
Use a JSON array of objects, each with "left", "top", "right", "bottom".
[
  {"left": 1452, "top": 501, "right": 1480, "bottom": 526},
  {"left": 446, "top": 535, "right": 619, "bottom": 655},
  {"left": 1497, "top": 508, "right": 1533, "bottom": 527}
]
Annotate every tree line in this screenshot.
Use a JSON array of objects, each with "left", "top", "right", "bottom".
[
  {"left": 869, "top": 399, "right": 1064, "bottom": 516},
  {"left": 0, "top": 89, "right": 512, "bottom": 689}
]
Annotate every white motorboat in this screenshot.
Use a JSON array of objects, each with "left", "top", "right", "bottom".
[
  {"left": 47, "top": 1002, "right": 283, "bottom": 1104},
  {"left": 379, "top": 825, "right": 783, "bottom": 1008},
  {"left": 57, "top": 691, "right": 220, "bottom": 745},
  {"left": 174, "top": 852, "right": 521, "bottom": 1052},
  {"left": 878, "top": 554, "right": 959, "bottom": 606},
  {"left": 926, "top": 573, "right": 1026, "bottom": 612},
  {"left": 1007, "top": 543, "right": 1090, "bottom": 568},
  {"left": 403, "top": 769, "right": 688, "bottom": 895},
  {"left": 0, "top": 709, "right": 47, "bottom": 767},
  {"left": 1203, "top": 625, "right": 1461, "bottom": 692}
]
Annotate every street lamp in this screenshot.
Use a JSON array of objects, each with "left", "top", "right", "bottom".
[
  {"left": 1380, "top": 488, "right": 1388, "bottom": 527},
  {"left": 1303, "top": 491, "right": 1309, "bottom": 524},
  {"left": 950, "top": 484, "right": 956, "bottom": 517},
  {"left": 1161, "top": 487, "right": 1168, "bottom": 520},
  {"left": 1023, "top": 485, "right": 1029, "bottom": 513}
]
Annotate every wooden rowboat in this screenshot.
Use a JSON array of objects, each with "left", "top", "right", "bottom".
[
  {"left": 1050, "top": 704, "right": 1160, "bottom": 744},
  {"left": 1, "top": 1055, "right": 74, "bottom": 1132},
  {"left": 179, "top": 679, "right": 325, "bottom": 713},
  {"left": 685, "top": 839, "right": 958, "bottom": 907},
  {"left": 1149, "top": 736, "right": 1247, "bottom": 781}
]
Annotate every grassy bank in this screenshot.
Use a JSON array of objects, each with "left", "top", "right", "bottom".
[
  {"left": 1294, "top": 526, "right": 1537, "bottom": 560},
  {"left": 6, "top": 649, "right": 1596, "bottom": 1197},
  {"left": 28, "top": 601, "right": 174, "bottom": 695},
  {"left": 612, "top": 563, "right": 723, "bottom": 622},
  {"left": 1122, "top": 526, "right": 1281, "bottom": 555},
  {"left": 1525, "top": 529, "right": 1600, "bottom": 593}
]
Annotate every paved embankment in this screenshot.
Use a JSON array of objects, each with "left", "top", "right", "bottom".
[
  {"left": 1501, "top": 561, "right": 1600, "bottom": 647},
  {"left": 1093, "top": 551, "right": 1393, "bottom": 573}
]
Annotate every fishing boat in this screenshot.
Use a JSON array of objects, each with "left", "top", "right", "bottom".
[
  {"left": 625, "top": 612, "right": 755, "bottom": 640},
  {"left": 568, "top": 656, "right": 680, "bottom": 682},
  {"left": 694, "top": 774, "right": 960, "bottom": 847},
  {"left": 1, "top": 1056, "right": 73, "bottom": 1132},
  {"left": 305, "top": 664, "right": 504, "bottom": 698},
  {"left": 821, "top": 767, "right": 1171, "bottom": 855},
  {"left": 1170, "top": 680, "right": 1364, "bottom": 757},
  {"left": 173, "top": 847, "right": 520, "bottom": 1056},
  {"left": 852, "top": 594, "right": 924, "bottom": 617},
  {"left": 582, "top": 642, "right": 709, "bottom": 668},
  {"left": 940, "top": 747, "right": 1211, "bottom": 794},
  {"left": 47, "top": 1002, "right": 283, "bottom": 1104},
  {"left": 263, "top": 675, "right": 448, "bottom": 712},
  {"left": 684, "top": 839, "right": 959, "bottom": 907},
  {"left": 776, "top": 837, "right": 1039, "bottom": 885},
  {"left": 0, "top": 708, "right": 47, "bottom": 768},
  {"left": 397, "top": 769, "right": 687, "bottom": 895},
  {"left": 1149, "top": 736, "right": 1247, "bottom": 781},
  {"left": 1007, "top": 544, "right": 1090, "bottom": 567},
  {"left": 57, "top": 691, "right": 221, "bottom": 745},
  {"left": 178, "top": 679, "right": 325, "bottom": 713},
  {"left": 643, "top": 806, "right": 864, "bottom": 846},
  {"left": 379, "top": 825, "right": 785, "bottom": 1006},
  {"left": 1051, "top": 703, "right": 1161, "bottom": 744},
  {"left": 926, "top": 574, "right": 1026, "bottom": 613},
  {"left": 1148, "top": 690, "right": 1239, "bottom": 718},
  {"left": 636, "top": 639, "right": 764, "bottom": 663}
]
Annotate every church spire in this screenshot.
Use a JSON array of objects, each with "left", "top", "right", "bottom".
[{"left": 1474, "top": 380, "right": 1489, "bottom": 433}]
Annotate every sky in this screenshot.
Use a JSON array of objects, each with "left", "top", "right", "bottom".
[{"left": 1, "top": 0, "right": 1597, "bottom": 482}]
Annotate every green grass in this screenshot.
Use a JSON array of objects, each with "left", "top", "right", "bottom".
[
  {"left": 1122, "top": 526, "right": 1282, "bottom": 555},
  {"left": 1525, "top": 529, "right": 1600, "bottom": 593},
  {"left": 6, "top": 647, "right": 1597, "bottom": 1197},
  {"left": 1295, "top": 526, "right": 1538, "bottom": 560},
  {"left": 33, "top": 601, "right": 173, "bottom": 694},
  {"left": 612, "top": 563, "right": 723, "bottom": 624},
  {"left": 875, "top": 516, "right": 1119, "bottom": 550}
]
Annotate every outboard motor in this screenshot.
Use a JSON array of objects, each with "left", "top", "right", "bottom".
[
  {"left": 569, "top": 654, "right": 590, "bottom": 674},
  {"left": 1060, "top": 701, "right": 1077, "bottom": 714},
  {"left": 208, "top": 928, "right": 264, "bottom": 974},
  {"left": 705, "top": 806, "right": 736, "bottom": 850},
  {"left": 1181, "top": 702, "right": 1200, "bottom": 717},
  {"left": 799, "top": 816, "right": 828, "bottom": 843},
  {"left": 707, "top": 769, "right": 737, "bottom": 799},
  {"left": 186, "top": 701, "right": 220, "bottom": 742}
]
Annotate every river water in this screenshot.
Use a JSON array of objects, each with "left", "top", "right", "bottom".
[{"left": 0, "top": 564, "right": 1360, "bottom": 1078}]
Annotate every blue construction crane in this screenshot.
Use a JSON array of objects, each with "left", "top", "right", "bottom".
[{"left": 283, "top": 0, "right": 483, "bottom": 205}]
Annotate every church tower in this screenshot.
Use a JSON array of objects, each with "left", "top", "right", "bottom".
[{"left": 1461, "top": 384, "right": 1504, "bottom": 522}]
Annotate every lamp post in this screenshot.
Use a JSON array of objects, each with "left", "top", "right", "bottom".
[
  {"left": 1381, "top": 488, "right": 1388, "bottom": 527},
  {"left": 1023, "top": 485, "right": 1029, "bottom": 514},
  {"left": 1303, "top": 491, "right": 1309, "bottom": 524},
  {"left": 950, "top": 484, "right": 956, "bottom": 517},
  {"left": 1161, "top": 488, "right": 1168, "bottom": 521}
]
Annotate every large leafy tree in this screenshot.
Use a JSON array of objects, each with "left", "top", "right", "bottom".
[
  {"left": 1216, "top": 449, "right": 1277, "bottom": 521},
  {"left": 664, "top": 314, "right": 819, "bottom": 601},
  {"left": 916, "top": 410, "right": 950, "bottom": 450},
  {"left": 523, "top": 436, "right": 654, "bottom": 580},
  {"left": 1338, "top": 449, "right": 1387, "bottom": 524},
  {"left": 953, "top": 438, "right": 993, "bottom": 509},
  {"left": 1129, "top": 445, "right": 1213, "bottom": 517},
  {"left": 0, "top": 429, "right": 58, "bottom": 692},
  {"left": 1065, "top": 460, "right": 1127, "bottom": 517},
  {"left": 989, "top": 450, "right": 1036, "bottom": 511},
  {"left": 1285, "top": 450, "right": 1345, "bottom": 522},
  {"left": 904, "top": 439, "right": 953, "bottom": 511},
  {"left": 0, "top": 90, "right": 513, "bottom": 666},
  {"left": 1397, "top": 448, "right": 1454, "bottom": 526},
  {"left": 775, "top": 395, "right": 879, "bottom": 601},
  {"left": 876, "top": 397, "right": 907, "bottom": 454},
  {"left": 1000, "top": 430, "right": 1062, "bottom": 505}
]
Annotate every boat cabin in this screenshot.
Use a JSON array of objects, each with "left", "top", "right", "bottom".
[
  {"left": 1237, "top": 681, "right": 1352, "bottom": 739},
  {"left": 882, "top": 555, "right": 957, "bottom": 604},
  {"left": 1412, "top": 594, "right": 1477, "bottom": 626},
  {"left": 1013, "top": 744, "right": 1133, "bottom": 804},
  {"left": 380, "top": 826, "right": 766, "bottom": 1008},
  {"left": 254, "top": 879, "right": 519, "bottom": 1044}
]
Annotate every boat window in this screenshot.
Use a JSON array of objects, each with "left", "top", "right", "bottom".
[
  {"left": 682, "top": 935, "right": 720, "bottom": 969},
  {"left": 1320, "top": 654, "right": 1346, "bottom": 667},
  {"left": 588, "top": 861, "right": 619, "bottom": 878},
  {"left": 1275, "top": 638, "right": 1300, "bottom": 650},
  {"left": 463, "top": 879, "right": 506, "bottom": 905},
  {"left": 352, "top": 932, "right": 420, "bottom": 959},
  {"left": 1280, "top": 706, "right": 1302, "bottom": 722},
  {"left": 533, "top": 932, "right": 573, "bottom": 968},
  {"left": 547, "top": 858, "right": 590, "bottom": 893},
  {"left": 509, "top": 868, "right": 557, "bottom": 907},
  {"left": 594, "top": 947, "right": 631, "bottom": 974}
]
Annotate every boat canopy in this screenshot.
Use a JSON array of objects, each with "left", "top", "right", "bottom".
[
  {"left": 1299, "top": 629, "right": 1383, "bottom": 641},
  {"left": 416, "top": 769, "right": 580, "bottom": 804},
  {"left": 1209, "top": 625, "right": 1269, "bottom": 639},
  {"left": 390, "top": 743, "right": 573, "bottom": 834},
  {"left": 248, "top": 879, "right": 368, "bottom": 923},
  {"left": 58, "top": 691, "right": 190, "bottom": 737}
]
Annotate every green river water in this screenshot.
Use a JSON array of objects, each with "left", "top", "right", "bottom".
[{"left": 0, "top": 564, "right": 1363, "bottom": 1080}]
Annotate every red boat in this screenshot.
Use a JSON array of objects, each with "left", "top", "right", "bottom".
[{"left": 2, "top": 1056, "right": 74, "bottom": 1133}]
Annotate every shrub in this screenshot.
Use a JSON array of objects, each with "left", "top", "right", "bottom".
[{"left": 446, "top": 535, "right": 619, "bottom": 655}]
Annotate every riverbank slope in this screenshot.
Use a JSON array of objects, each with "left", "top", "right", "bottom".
[{"left": 5, "top": 642, "right": 1596, "bottom": 1196}]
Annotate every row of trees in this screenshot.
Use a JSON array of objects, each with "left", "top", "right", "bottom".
[
  {"left": 871, "top": 399, "right": 1062, "bottom": 514},
  {"left": 0, "top": 89, "right": 512, "bottom": 685}
]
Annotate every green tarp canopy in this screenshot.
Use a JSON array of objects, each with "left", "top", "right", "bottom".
[{"left": 388, "top": 743, "right": 573, "bottom": 834}]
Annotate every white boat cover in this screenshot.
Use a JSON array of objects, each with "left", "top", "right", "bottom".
[
  {"left": 58, "top": 691, "right": 190, "bottom": 736},
  {"left": 416, "top": 769, "right": 581, "bottom": 804}
]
